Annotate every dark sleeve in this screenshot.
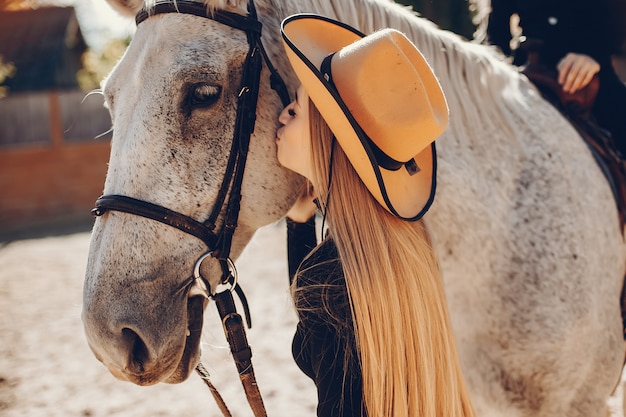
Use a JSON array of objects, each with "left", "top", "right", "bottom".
[
  {"left": 293, "top": 311, "right": 364, "bottom": 417},
  {"left": 286, "top": 216, "right": 317, "bottom": 284},
  {"left": 487, "top": 0, "right": 517, "bottom": 56},
  {"left": 567, "top": 1, "right": 617, "bottom": 68}
]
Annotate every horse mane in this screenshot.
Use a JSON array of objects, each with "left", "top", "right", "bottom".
[
  {"left": 304, "top": 0, "right": 533, "bottom": 154},
  {"left": 195, "top": 0, "right": 538, "bottom": 157}
]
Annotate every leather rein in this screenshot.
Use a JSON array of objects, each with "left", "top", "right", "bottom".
[{"left": 91, "top": 1, "right": 291, "bottom": 416}]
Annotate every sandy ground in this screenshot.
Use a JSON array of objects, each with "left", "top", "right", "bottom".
[
  {"left": 0, "top": 221, "right": 317, "bottom": 417},
  {"left": 1, "top": 220, "right": 625, "bottom": 417}
]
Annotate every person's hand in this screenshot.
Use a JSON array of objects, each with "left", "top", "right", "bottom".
[
  {"left": 557, "top": 53, "right": 600, "bottom": 94},
  {"left": 286, "top": 187, "right": 318, "bottom": 223}
]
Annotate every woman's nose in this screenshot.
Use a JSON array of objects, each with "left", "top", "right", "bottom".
[
  {"left": 278, "top": 102, "right": 294, "bottom": 124},
  {"left": 278, "top": 107, "right": 288, "bottom": 124}
]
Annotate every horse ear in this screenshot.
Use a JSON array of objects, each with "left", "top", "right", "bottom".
[{"left": 106, "top": 0, "right": 144, "bottom": 17}]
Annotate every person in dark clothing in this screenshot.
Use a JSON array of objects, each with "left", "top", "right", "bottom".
[
  {"left": 276, "top": 14, "right": 476, "bottom": 417},
  {"left": 487, "top": 0, "right": 626, "bottom": 156}
]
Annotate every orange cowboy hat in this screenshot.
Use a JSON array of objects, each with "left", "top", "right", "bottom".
[{"left": 281, "top": 14, "right": 448, "bottom": 221}]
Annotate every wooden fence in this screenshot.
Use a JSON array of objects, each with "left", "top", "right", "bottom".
[{"left": 0, "top": 89, "right": 112, "bottom": 233}]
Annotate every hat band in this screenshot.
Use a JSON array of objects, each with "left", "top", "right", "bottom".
[{"left": 320, "top": 53, "right": 407, "bottom": 173}]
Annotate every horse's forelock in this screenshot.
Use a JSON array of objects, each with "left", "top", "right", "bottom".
[{"left": 139, "top": 0, "right": 249, "bottom": 13}]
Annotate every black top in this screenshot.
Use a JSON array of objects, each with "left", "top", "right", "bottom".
[
  {"left": 287, "top": 218, "right": 366, "bottom": 417},
  {"left": 487, "top": 0, "right": 619, "bottom": 68}
]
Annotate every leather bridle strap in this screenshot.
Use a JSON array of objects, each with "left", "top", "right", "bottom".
[
  {"left": 91, "top": 1, "right": 292, "bottom": 416},
  {"left": 92, "top": 194, "right": 218, "bottom": 248}
]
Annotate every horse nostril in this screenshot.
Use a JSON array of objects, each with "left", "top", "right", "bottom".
[{"left": 121, "top": 327, "right": 150, "bottom": 373}]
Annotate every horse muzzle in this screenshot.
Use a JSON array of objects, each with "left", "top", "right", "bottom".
[{"left": 82, "top": 267, "right": 208, "bottom": 385}]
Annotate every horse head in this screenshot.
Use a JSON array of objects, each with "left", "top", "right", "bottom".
[{"left": 82, "top": 0, "right": 302, "bottom": 385}]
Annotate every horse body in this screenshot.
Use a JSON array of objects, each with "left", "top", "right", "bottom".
[{"left": 83, "top": 0, "right": 626, "bottom": 415}]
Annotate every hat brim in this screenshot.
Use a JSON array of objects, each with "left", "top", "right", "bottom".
[{"left": 281, "top": 14, "right": 437, "bottom": 221}]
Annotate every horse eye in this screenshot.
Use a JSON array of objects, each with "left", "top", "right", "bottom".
[{"left": 189, "top": 83, "right": 221, "bottom": 107}]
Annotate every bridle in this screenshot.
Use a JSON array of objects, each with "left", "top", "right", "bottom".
[{"left": 91, "top": 1, "right": 291, "bottom": 416}]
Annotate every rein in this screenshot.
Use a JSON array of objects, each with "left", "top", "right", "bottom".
[{"left": 91, "top": 1, "right": 291, "bottom": 416}]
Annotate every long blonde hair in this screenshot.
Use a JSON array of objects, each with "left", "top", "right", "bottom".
[{"left": 295, "top": 100, "right": 476, "bottom": 417}]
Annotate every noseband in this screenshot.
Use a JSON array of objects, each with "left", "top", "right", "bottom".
[{"left": 91, "top": 1, "right": 290, "bottom": 416}]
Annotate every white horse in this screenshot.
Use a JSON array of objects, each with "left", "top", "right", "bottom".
[{"left": 82, "top": 0, "right": 626, "bottom": 415}]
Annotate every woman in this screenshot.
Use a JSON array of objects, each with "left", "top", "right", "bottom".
[{"left": 276, "top": 14, "right": 476, "bottom": 417}]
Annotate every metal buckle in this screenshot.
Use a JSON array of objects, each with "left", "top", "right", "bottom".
[{"left": 193, "top": 251, "right": 238, "bottom": 297}]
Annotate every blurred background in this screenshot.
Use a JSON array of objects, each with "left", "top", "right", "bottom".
[
  {"left": 0, "top": 0, "right": 134, "bottom": 239},
  {"left": 0, "top": 0, "right": 624, "bottom": 240}
]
